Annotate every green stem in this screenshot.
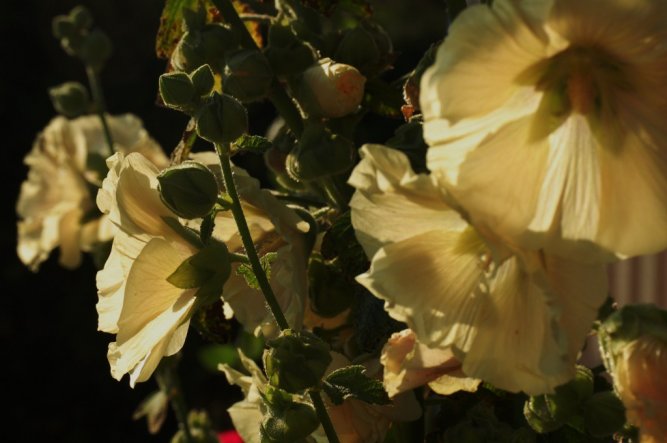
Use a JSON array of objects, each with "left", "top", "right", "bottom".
[
  {"left": 212, "top": 0, "right": 304, "bottom": 137},
  {"left": 86, "top": 67, "right": 114, "bottom": 157},
  {"left": 214, "top": 143, "right": 290, "bottom": 331},
  {"left": 309, "top": 390, "right": 340, "bottom": 443},
  {"left": 156, "top": 359, "right": 194, "bottom": 443}
]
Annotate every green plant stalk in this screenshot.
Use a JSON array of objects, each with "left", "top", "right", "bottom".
[
  {"left": 86, "top": 66, "right": 114, "bottom": 156},
  {"left": 156, "top": 359, "right": 194, "bottom": 443},
  {"left": 309, "top": 390, "right": 341, "bottom": 443},
  {"left": 214, "top": 142, "right": 290, "bottom": 330},
  {"left": 211, "top": 0, "right": 304, "bottom": 137}
]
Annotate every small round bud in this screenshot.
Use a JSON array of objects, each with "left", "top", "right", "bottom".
[
  {"left": 52, "top": 15, "right": 75, "bottom": 40},
  {"left": 222, "top": 49, "right": 273, "bottom": 103},
  {"left": 159, "top": 72, "right": 196, "bottom": 108},
  {"left": 48, "top": 82, "right": 90, "bottom": 118},
  {"left": 286, "top": 124, "right": 355, "bottom": 182},
  {"left": 264, "top": 24, "right": 317, "bottom": 77},
  {"left": 195, "top": 93, "right": 248, "bottom": 145},
  {"left": 69, "top": 6, "right": 93, "bottom": 31},
  {"left": 261, "top": 402, "right": 319, "bottom": 442},
  {"left": 299, "top": 58, "right": 366, "bottom": 118},
  {"left": 157, "top": 161, "right": 219, "bottom": 219},
  {"left": 172, "top": 25, "right": 238, "bottom": 74},
  {"left": 334, "top": 26, "right": 380, "bottom": 74},
  {"left": 191, "top": 64, "right": 215, "bottom": 97},
  {"left": 263, "top": 329, "right": 332, "bottom": 393},
  {"left": 80, "top": 29, "right": 113, "bottom": 71}
]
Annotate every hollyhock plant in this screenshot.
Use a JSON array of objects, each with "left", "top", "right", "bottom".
[
  {"left": 350, "top": 144, "right": 608, "bottom": 394},
  {"left": 421, "top": 0, "right": 667, "bottom": 260},
  {"left": 16, "top": 114, "right": 167, "bottom": 270}
]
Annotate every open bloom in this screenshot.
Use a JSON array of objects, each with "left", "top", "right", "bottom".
[
  {"left": 421, "top": 0, "right": 667, "bottom": 260},
  {"left": 16, "top": 114, "right": 167, "bottom": 270},
  {"left": 350, "top": 144, "right": 608, "bottom": 394},
  {"left": 96, "top": 152, "right": 308, "bottom": 386}
]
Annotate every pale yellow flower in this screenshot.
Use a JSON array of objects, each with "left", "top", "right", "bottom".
[
  {"left": 350, "top": 144, "right": 608, "bottom": 394},
  {"left": 421, "top": 0, "right": 667, "bottom": 260},
  {"left": 96, "top": 151, "right": 308, "bottom": 386},
  {"left": 16, "top": 114, "right": 167, "bottom": 270}
]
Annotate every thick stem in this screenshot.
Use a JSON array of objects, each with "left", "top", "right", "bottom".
[
  {"left": 214, "top": 143, "right": 290, "bottom": 331},
  {"left": 86, "top": 67, "right": 114, "bottom": 156},
  {"left": 309, "top": 390, "right": 340, "bottom": 443},
  {"left": 156, "top": 359, "right": 194, "bottom": 443}
]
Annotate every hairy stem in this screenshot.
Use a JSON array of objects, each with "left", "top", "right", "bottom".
[
  {"left": 156, "top": 358, "right": 194, "bottom": 443},
  {"left": 309, "top": 390, "right": 340, "bottom": 443},
  {"left": 86, "top": 67, "right": 114, "bottom": 156}
]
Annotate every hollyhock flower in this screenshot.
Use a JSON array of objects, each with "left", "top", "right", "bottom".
[
  {"left": 16, "top": 114, "right": 166, "bottom": 270},
  {"left": 420, "top": 0, "right": 667, "bottom": 260},
  {"left": 96, "top": 152, "right": 308, "bottom": 386},
  {"left": 350, "top": 144, "right": 608, "bottom": 394}
]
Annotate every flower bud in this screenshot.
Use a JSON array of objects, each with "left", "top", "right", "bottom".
[
  {"left": 308, "top": 254, "right": 353, "bottom": 318},
  {"left": 261, "top": 402, "right": 319, "bottom": 442},
  {"left": 299, "top": 58, "right": 365, "bottom": 118},
  {"left": 159, "top": 72, "right": 196, "bottom": 109},
  {"left": 583, "top": 391, "right": 626, "bottom": 438},
  {"left": 264, "top": 24, "right": 317, "bottom": 77},
  {"left": 191, "top": 64, "right": 215, "bottom": 97},
  {"left": 195, "top": 93, "right": 248, "bottom": 145},
  {"left": 157, "top": 161, "right": 219, "bottom": 219},
  {"left": 523, "top": 395, "right": 563, "bottom": 434},
  {"left": 334, "top": 26, "right": 380, "bottom": 74},
  {"left": 48, "top": 82, "right": 90, "bottom": 118},
  {"left": 222, "top": 49, "right": 273, "bottom": 103},
  {"left": 263, "top": 329, "right": 332, "bottom": 393},
  {"left": 79, "top": 29, "right": 113, "bottom": 71},
  {"left": 285, "top": 124, "right": 355, "bottom": 182},
  {"left": 171, "top": 25, "right": 238, "bottom": 74},
  {"left": 69, "top": 6, "right": 93, "bottom": 31}
]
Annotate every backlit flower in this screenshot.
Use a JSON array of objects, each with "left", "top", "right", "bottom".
[
  {"left": 421, "top": 0, "right": 667, "bottom": 260},
  {"left": 350, "top": 144, "right": 608, "bottom": 394},
  {"left": 16, "top": 114, "right": 167, "bottom": 270},
  {"left": 96, "top": 151, "right": 308, "bottom": 385}
]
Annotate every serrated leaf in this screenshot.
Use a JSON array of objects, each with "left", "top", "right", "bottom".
[
  {"left": 322, "top": 365, "right": 390, "bottom": 405},
  {"left": 236, "top": 252, "right": 277, "bottom": 290},
  {"left": 233, "top": 134, "right": 272, "bottom": 154},
  {"left": 156, "top": 0, "right": 200, "bottom": 59},
  {"left": 200, "top": 213, "right": 215, "bottom": 244}
]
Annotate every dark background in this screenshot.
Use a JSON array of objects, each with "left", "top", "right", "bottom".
[{"left": 0, "top": 0, "right": 447, "bottom": 441}]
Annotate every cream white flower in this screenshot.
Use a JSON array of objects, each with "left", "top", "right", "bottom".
[
  {"left": 350, "top": 144, "right": 608, "bottom": 394},
  {"left": 96, "top": 151, "right": 308, "bottom": 386},
  {"left": 420, "top": 0, "right": 667, "bottom": 260},
  {"left": 301, "top": 58, "right": 366, "bottom": 118},
  {"left": 16, "top": 114, "right": 167, "bottom": 270}
]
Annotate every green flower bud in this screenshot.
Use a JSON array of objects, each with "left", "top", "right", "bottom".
[
  {"left": 222, "top": 49, "right": 274, "bottom": 103},
  {"left": 195, "top": 93, "right": 248, "bottom": 145},
  {"left": 191, "top": 64, "right": 215, "bottom": 97},
  {"left": 157, "top": 161, "right": 219, "bottom": 219},
  {"left": 79, "top": 29, "right": 113, "bottom": 71},
  {"left": 308, "top": 254, "right": 353, "bottom": 318},
  {"left": 264, "top": 25, "right": 317, "bottom": 77},
  {"left": 334, "top": 26, "right": 380, "bottom": 74},
  {"left": 524, "top": 395, "right": 563, "bottom": 434},
  {"left": 298, "top": 58, "right": 366, "bottom": 118},
  {"left": 263, "top": 329, "right": 332, "bottom": 393},
  {"left": 159, "top": 72, "right": 196, "bottom": 109},
  {"left": 69, "top": 6, "right": 93, "bottom": 31},
  {"left": 261, "top": 402, "right": 319, "bottom": 442},
  {"left": 285, "top": 124, "right": 355, "bottom": 182},
  {"left": 52, "top": 15, "right": 75, "bottom": 40},
  {"left": 48, "top": 82, "right": 90, "bottom": 118},
  {"left": 171, "top": 24, "right": 238, "bottom": 74}
]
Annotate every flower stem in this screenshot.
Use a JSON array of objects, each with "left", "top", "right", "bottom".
[
  {"left": 156, "top": 358, "right": 194, "bottom": 443},
  {"left": 214, "top": 143, "right": 290, "bottom": 331},
  {"left": 86, "top": 66, "right": 114, "bottom": 156},
  {"left": 309, "top": 390, "right": 340, "bottom": 443}
]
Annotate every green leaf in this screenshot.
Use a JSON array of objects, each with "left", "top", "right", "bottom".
[
  {"left": 322, "top": 365, "right": 390, "bottom": 405},
  {"left": 155, "top": 0, "right": 199, "bottom": 59},
  {"left": 233, "top": 134, "right": 273, "bottom": 154},
  {"left": 236, "top": 252, "right": 278, "bottom": 290},
  {"left": 167, "top": 256, "right": 216, "bottom": 289}
]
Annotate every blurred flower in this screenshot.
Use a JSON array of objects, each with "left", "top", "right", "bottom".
[
  {"left": 350, "top": 144, "right": 608, "bottom": 394},
  {"left": 599, "top": 304, "right": 667, "bottom": 443},
  {"left": 16, "top": 114, "right": 166, "bottom": 270},
  {"left": 421, "top": 0, "right": 667, "bottom": 260},
  {"left": 96, "top": 151, "right": 309, "bottom": 385}
]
